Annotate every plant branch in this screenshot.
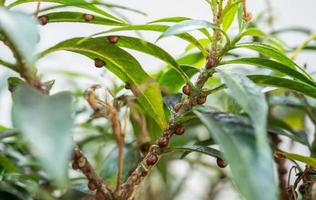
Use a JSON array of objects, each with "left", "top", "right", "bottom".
[
  {"left": 104, "top": 101, "right": 125, "bottom": 192},
  {"left": 35, "top": 0, "right": 41, "bottom": 17},
  {"left": 72, "top": 148, "right": 114, "bottom": 200},
  {"left": 116, "top": 3, "right": 230, "bottom": 199}
]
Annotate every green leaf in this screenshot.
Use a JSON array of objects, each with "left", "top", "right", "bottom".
[
  {"left": 222, "top": 2, "right": 239, "bottom": 32},
  {"left": 0, "top": 154, "right": 20, "bottom": 173},
  {"left": 148, "top": 17, "right": 191, "bottom": 24},
  {"left": 149, "top": 17, "right": 212, "bottom": 41},
  {"left": 159, "top": 65, "right": 199, "bottom": 93},
  {"left": 217, "top": 70, "right": 278, "bottom": 200},
  {"left": 95, "top": 24, "right": 208, "bottom": 56},
  {"left": 268, "top": 117, "right": 309, "bottom": 146},
  {"left": 7, "top": 77, "right": 25, "bottom": 92},
  {"left": 8, "top": 0, "right": 123, "bottom": 22},
  {"left": 159, "top": 19, "right": 219, "bottom": 39},
  {"left": 268, "top": 95, "right": 313, "bottom": 109},
  {"left": 249, "top": 75, "right": 316, "bottom": 99},
  {"left": 234, "top": 42, "right": 311, "bottom": 78},
  {"left": 38, "top": 11, "right": 124, "bottom": 25},
  {"left": 163, "top": 145, "right": 223, "bottom": 160},
  {"left": 99, "top": 144, "right": 141, "bottom": 188},
  {"left": 218, "top": 70, "right": 268, "bottom": 143},
  {"left": 271, "top": 27, "right": 312, "bottom": 36},
  {"left": 221, "top": 57, "right": 316, "bottom": 87},
  {"left": 113, "top": 36, "right": 190, "bottom": 83},
  {"left": 194, "top": 110, "right": 279, "bottom": 200},
  {"left": 0, "top": 8, "right": 39, "bottom": 67},
  {"left": 41, "top": 37, "right": 167, "bottom": 129},
  {"left": 12, "top": 84, "right": 73, "bottom": 185},
  {"left": 277, "top": 152, "right": 316, "bottom": 168},
  {"left": 240, "top": 27, "right": 267, "bottom": 38}
]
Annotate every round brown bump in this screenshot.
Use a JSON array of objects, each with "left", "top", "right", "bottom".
[
  {"left": 88, "top": 181, "right": 97, "bottom": 191},
  {"left": 38, "top": 15, "right": 49, "bottom": 26},
  {"left": 131, "top": 171, "right": 139, "bottom": 182},
  {"left": 174, "top": 103, "right": 182, "bottom": 113},
  {"left": 182, "top": 84, "right": 191, "bottom": 95},
  {"left": 206, "top": 56, "right": 217, "bottom": 69},
  {"left": 175, "top": 125, "right": 185, "bottom": 135},
  {"left": 158, "top": 137, "right": 169, "bottom": 148},
  {"left": 216, "top": 158, "right": 227, "bottom": 168},
  {"left": 197, "top": 95, "right": 207, "bottom": 105},
  {"left": 243, "top": 12, "right": 253, "bottom": 22},
  {"left": 94, "top": 58, "right": 105, "bottom": 68},
  {"left": 108, "top": 35, "right": 120, "bottom": 44},
  {"left": 124, "top": 82, "right": 131, "bottom": 90},
  {"left": 83, "top": 13, "right": 94, "bottom": 22},
  {"left": 78, "top": 157, "right": 86, "bottom": 168},
  {"left": 146, "top": 154, "right": 158, "bottom": 165}
]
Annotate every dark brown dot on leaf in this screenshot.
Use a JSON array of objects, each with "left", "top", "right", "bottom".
[
  {"left": 38, "top": 15, "right": 49, "bottom": 26},
  {"left": 175, "top": 125, "right": 185, "bottom": 135},
  {"left": 216, "top": 158, "right": 227, "bottom": 168},
  {"left": 83, "top": 13, "right": 94, "bottom": 22},
  {"left": 107, "top": 35, "right": 120, "bottom": 44},
  {"left": 182, "top": 84, "right": 191, "bottom": 95},
  {"left": 197, "top": 95, "right": 207, "bottom": 105},
  {"left": 88, "top": 181, "right": 97, "bottom": 191},
  {"left": 158, "top": 137, "right": 169, "bottom": 148},
  {"left": 94, "top": 58, "right": 105, "bottom": 68},
  {"left": 124, "top": 82, "right": 131, "bottom": 90},
  {"left": 146, "top": 154, "right": 158, "bottom": 165}
]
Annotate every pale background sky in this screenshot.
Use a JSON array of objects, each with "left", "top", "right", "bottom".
[{"left": 1, "top": 1, "right": 316, "bottom": 199}]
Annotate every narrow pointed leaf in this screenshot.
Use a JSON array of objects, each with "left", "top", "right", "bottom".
[
  {"left": 38, "top": 11, "right": 124, "bottom": 25},
  {"left": 8, "top": 0, "right": 123, "bottom": 22},
  {"left": 41, "top": 37, "right": 166, "bottom": 128},
  {"left": 222, "top": 2, "right": 239, "bottom": 32},
  {"left": 277, "top": 152, "right": 316, "bottom": 168},
  {"left": 194, "top": 110, "right": 278, "bottom": 200},
  {"left": 217, "top": 70, "right": 278, "bottom": 199},
  {"left": 97, "top": 24, "right": 207, "bottom": 56},
  {"left": 160, "top": 19, "right": 218, "bottom": 38},
  {"left": 113, "top": 36, "right": 190, "bottom": 82},
  {"left": 163, "top": 145, "right": 224, "bottom": 160},
  {"left": 249, "top": 75, "right": 316, "bottom": 99},
  {"left": 149, "top": 17, "right": 212, "bottom": 40},
  {"left": 0, "top": 8, "right": 39, "bottom": 67},
  {"left": 221, "top": 57, "right": 316, "bottom": 87},
  {"left": 12, "top": 85, "right": 73, "bottom": 185},
  {"left": 149, "top": 17, "right": 190, "bottom": 24},
  {"left": 234, "top": 42, "right": 311, "bottom": 79}
]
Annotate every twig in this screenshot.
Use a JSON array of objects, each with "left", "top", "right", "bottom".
[
  {"left": 35, "top": 0, "right": 41, "bottom": 17},
  {"left": 72, "top": 148, "right": 113, "bottom": 200},
  {"left": 116, "top": 3, "right": 230, "bottom": 199},
  {"left": 271, "top": 134, "right": 289, "bottom": 200},
  {"left": 104, "top": 101, "right": 125, "bottom": 192}
]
